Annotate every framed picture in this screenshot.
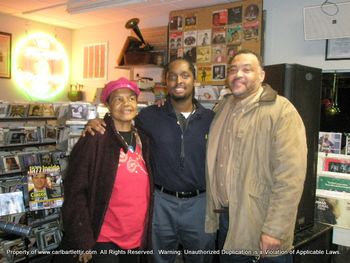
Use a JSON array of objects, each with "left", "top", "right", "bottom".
[
  {"left": 0, "top": 32, "right": 11, "bottom": 79},
  {"left": 325, "top": 37, "right": 350, "bottom": 60}
]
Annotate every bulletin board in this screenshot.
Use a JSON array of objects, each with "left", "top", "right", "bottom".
[{"left": 168, "top": 0, "right": 263, "bottom": 86}]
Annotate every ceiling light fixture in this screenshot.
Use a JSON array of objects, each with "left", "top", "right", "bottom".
[{"left": 67, "top": 0, "right": 146, "bottom": 14}]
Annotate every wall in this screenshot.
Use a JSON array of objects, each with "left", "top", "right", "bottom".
[
  {"left": 263, "top": 0, "right": 350, "bottom": 70},
  {"left": 70, "top": 17, "right": 168, "bottom": 102},
  {"left": 1, "top": 0, "right": 350, "bottom": 102},
  {"left": 73, "top": 0, "right": 350, "bottom": 102},
  {"left": 0, "top": 13, "right": 72, "bottom": 102}
]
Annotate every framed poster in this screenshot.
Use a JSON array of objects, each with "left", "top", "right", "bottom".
[
  {"left": 0, "top": 32, "right": 11, "bottom": 79},
  {"left": 325, "top": 37, "right": 350, "bottom": 60}
]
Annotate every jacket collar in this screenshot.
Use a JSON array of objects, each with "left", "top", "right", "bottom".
[
  {"left": 164, "top": 97, "right": 206, "bottom": 117},
  {"left": 258, "top": 83, "right": 277, "bottom": 103}
]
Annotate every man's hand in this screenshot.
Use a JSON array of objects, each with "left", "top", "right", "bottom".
[
  {"left": 82, "top": 118, "right": 106, "bottom": 137},
  {"left": 79, "top": 253, "right": 92, "bottom": 263},
  {"left": 259, "top": 233, "right": 281, "bottom": 256}
]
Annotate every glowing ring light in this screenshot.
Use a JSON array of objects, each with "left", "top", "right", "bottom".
[{"left": 14, "top": 32, "right": 69, "bottom": 100}]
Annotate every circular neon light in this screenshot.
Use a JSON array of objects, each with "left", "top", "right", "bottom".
[{"left": 14, "top": 32, "right": 69, "bottom": 99}]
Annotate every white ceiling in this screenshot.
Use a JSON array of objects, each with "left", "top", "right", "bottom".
[{"left": 0, "top": 0, "right": 234, "bottom": 29}]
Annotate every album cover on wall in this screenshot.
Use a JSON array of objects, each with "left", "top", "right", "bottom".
[
  {"left": 212, "top": 9, "right": 228, "bottom": 27},
  {"left": 169, "top": 31, "right": 183, "bottom": 49},
  {"left": 196, "top": 46, "right": 211, "bottom": 64},
  {"left": 183, "top": 31, "right": 197, "bottom": 47},
  {"left": 169, "top": 15, "right": 183, "bottom": 31},
  {"left": 227, "top": 25, "right": 243, "bottom": 45},
  {"left": 212, "top": 64, "right": 226, "bottom": 81},
  {"left": 197, "top": 65, "right": 212, "bottom": 83},
  {"left": 228, "top": 6, "right": 243, "bottom": 24},
  {"left": 197, "top": 29, "right": 211, "bottom": 46},
  {"left": 184, "top": 14, "right": 197, "bottom": 30}
]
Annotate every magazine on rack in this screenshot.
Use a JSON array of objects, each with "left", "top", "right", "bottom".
[{"left": 27, "top": 165, "right": 63, "bottom": 211}]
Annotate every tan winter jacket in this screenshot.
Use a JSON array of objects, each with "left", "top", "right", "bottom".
[{"left": 205, "top": 84, "right": 307, "bottom": 255}]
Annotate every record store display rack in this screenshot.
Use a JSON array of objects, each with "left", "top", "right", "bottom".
[{"left": 0, "top": 101, "right": 98, "bottom": 262}]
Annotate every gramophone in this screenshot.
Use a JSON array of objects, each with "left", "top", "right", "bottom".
[{"left": 118, "top": 18, "right": 154, "bottom": 65}]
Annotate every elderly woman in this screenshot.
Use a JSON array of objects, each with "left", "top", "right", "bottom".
[{"left": 54, "top": 78, "right": 152, "bottom": 263}]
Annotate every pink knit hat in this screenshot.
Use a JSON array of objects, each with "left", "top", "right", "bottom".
[{"left": 100, "top": 77, "right": 140, "bottom": 103}]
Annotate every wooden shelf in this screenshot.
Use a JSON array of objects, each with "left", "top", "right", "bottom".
[
  {"left": 0, "top": 117, "right": 56, "bottom": 122},
  {"left": 115, "top": 64, "right": 164, "bottom": 69},
  {"left": 0, "top": 141, "right": 56, "bottom": 150}
]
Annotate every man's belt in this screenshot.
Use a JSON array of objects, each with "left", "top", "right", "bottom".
[{"left": 155, "top": 184, "right": 205, "bottom": 198}]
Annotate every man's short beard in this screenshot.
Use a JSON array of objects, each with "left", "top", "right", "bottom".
[{"left": 169, "top": 92, "right": 193, "bottom": 101}]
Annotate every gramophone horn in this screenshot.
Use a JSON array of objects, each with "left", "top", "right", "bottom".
[{"left": 125, "top": 18, "right": 146, "bottom": 45}]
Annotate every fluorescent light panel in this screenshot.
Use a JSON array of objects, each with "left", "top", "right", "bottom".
[{"left": 67, "top": 0, "right": 145, "bottom": 14}]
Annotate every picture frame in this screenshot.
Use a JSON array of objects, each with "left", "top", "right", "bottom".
[
  {"left": 0, "top": 32, "right": 11, "bottom": 79},
  {"left": 325, "top": 37, "right": 350, "bottom": 60}
]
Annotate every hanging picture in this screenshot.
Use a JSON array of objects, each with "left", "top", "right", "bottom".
[{"left": 0, "top": 32, "right": 11, "bottom": 79}]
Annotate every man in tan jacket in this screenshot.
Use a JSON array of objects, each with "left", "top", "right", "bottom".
[{"left": 205, "top": 49, "right": 307, "bottom": 263}]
